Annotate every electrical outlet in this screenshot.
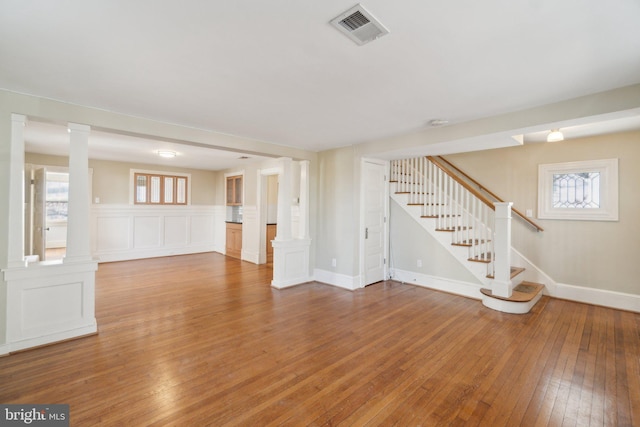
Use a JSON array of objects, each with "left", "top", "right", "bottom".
[
  {"left": 526, "top": 209, "right": 533, "bottom": 218},
  {"left": 417, "top": 259, "right": 422, "bottom": 268},
  {"left": 331, "top": 258, "right": 337, "bottom": 267}
]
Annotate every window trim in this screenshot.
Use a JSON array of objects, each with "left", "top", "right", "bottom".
[
  {"left": 130, "top": 169, "right": 191, "bottom": 205},
  {"left": 537, "top": 158, "right": 618, "bottom": 221}
]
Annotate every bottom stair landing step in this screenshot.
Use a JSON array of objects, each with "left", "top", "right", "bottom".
[{"left": 480, "top": 282, "right": 545, "bottom": 314}]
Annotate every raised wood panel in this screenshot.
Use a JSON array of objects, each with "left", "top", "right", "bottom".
[
  {"left": 3, "top": 262, "right": 97, "bottom": 352},
  {"left": 92, "top": 205, "right": 219, "bottom": 262},
  {"left": 164, "top": 215, "right": 188, "bottom": 246},
  {"left": 190, "top": 215, "right": 215, "bottom": 244},
  {"left": 22, "top": 282, "right": 83, "bottom": 330},
  {"left": 96, "top": 217, "right": 130, "bottom": 251},
  {"left": 133, "top": 216, "right": 161, "bottom": 248}
]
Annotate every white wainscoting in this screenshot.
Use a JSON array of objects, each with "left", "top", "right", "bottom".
[
  {"left": 2, "top": 260, "right": 98, "bottom": 354},
  {"left": 91, "top": 204, "right": 223, "bottom": 262}
]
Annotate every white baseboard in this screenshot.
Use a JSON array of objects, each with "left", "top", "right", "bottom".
[
  {"left": 0, "top": 343, "right": 10, "bottom": 356},
  {"left": 5, "top": 323, "right": 97, "bottom": 355},
  {"left": 241, "top": 249, "right": 260, "bottom": 264},
  {"left": 391, "top": 269, "right": 483, "bottom": 300},
  {"left": 554, "top": 282, "right": 640, "bottom": 312},
  {"left": 94, "top": 245, "right": 216, "bottom": 263},
  {"left": 271, "top": 276, "right": 314, "bottom": 289},
  {"left": 391, "top": 268, "right": 640, "bottom": 313},
  {"left": 313, "top": 269, "right": 361, "bottom": 291}
]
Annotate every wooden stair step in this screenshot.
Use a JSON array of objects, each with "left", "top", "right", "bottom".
[
  {"left": 436, "top": 226, "right": 470, "bottom": 232},
  {"left": 451, "top": 239, "right": 489, "bottom": 247},
  {"left": 480, "top": 281, "right": 544, "bottom": 303},
  {"left": 486, "top": 266, "right": 525, "bottom": 279},
  {"left": 468, "top": 253, "right": 492, "bottom": 263}
]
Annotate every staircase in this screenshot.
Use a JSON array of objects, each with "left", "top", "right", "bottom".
[{"left": 390, "top": 156, "right": 546, "bottom": 314}]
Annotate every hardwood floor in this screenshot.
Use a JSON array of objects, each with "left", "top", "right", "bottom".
[{"left": 1, "top": 252, "right": 639, "bottom": 426}]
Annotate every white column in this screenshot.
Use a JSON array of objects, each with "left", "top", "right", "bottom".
[
  {"left": 64, "top": 123, "right": 92, "bottom": 263},
  {"left": 299, "top": 160, "right": 310, "bottom": 240},
  {"left": 7, "top": 114, "right": 26, "bottom": 268},
  {"left": 492, "top": 202, "right": 513, "bottom": 298},
  {"left": 275, "top": 157, "right": 292, "bottom": 241}
]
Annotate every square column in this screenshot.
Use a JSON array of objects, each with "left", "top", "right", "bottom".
[
  {"left": 7, "top": 114, "right": 26, "bottom": 268},
  {"left": 491, "top": 202, "right": 513, "bottom": 298},
  {"left": 64, "top": 123, "right": 92, "bottom": 263},
  {"left": 275, "top": 157, "right": 293, "bottom": 241}
]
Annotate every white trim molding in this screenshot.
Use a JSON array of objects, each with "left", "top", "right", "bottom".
[
  {"left": 271, "top": 238, "right": 312, "bottom": 289},
  {"left": 391, "top": 268, "right": 639, "bottom": 313},
  {"left": 91, "top": 204, "right": 218, "bottom": 262},
  {"left": 2, "top": 259, "right": 98, "bottom": 355},
  {"left": 391, "top": 269, "right": 483, "bottom": 300},
  {"left": 314, "top": 269, "right": 361, "bottom": 291},
  {"left": 553, "top": 282, "right": 640, "bottom": 313},
  {"left": 538, "top": 158, "right": 619, "bottom": 221}
]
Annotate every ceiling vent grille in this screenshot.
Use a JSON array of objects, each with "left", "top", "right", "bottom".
[{"left": 330, "top": 4, "right": 389, "bottom": 46}]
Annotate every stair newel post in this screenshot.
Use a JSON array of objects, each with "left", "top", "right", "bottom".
[{"left": 492, "top": 202, "right": 513, "bottom": 298}]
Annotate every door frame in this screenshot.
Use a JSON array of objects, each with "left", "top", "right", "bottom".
[
  {"left": 359, "top": 157, "right": 390, "bottom": 287},
  {"left": 257, "top": 166, "right": 281, "bottom": 265}
]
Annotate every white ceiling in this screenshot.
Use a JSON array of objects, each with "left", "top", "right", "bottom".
[{"left": 2, "top": 0, "right": 640, "bottom": 164}]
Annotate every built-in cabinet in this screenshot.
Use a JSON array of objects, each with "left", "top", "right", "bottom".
[
  {"left": 225, "top": 175, "right": 243, "bottom": 259},
  {"left": 226, "top": 175, "right": 243, "bottom": 206},
  {"left": 226, "top": 222, "right": 242, "bottom": 259}
]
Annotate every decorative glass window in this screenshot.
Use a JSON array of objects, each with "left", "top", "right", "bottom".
[
  {"left": 552, "top": 172, "right": 600, "bottom": 209},
  {"left": 538, "top": 159, "right": 618, "bottom": 221},
  {"left": 133, "top": 171, "right": 189, "bottom": 205}
]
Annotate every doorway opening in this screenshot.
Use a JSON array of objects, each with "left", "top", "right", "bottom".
[
  {"left": 258, "top": 168, "right": 280, "bottom": 267},
  {"left": 25, "top": 165, "right": 69, "bottom": 262}
]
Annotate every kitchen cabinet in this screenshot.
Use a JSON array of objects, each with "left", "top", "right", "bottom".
[
  {"left": 266, "top": 224, "right": 277, "bottom": 263},
  {"left": 226, "top": 176, "right": 243, "bottom": 206},
  {"left": 226, "top": 222, "right": 242, "bottom": 259}
]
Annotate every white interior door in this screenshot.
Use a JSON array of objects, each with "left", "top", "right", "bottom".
[
  {"left": 363, "top": 160, "right": 387, "bottom": 286},
  {"left": 33, "top": 167, "right": 47, "bottom": 261}
]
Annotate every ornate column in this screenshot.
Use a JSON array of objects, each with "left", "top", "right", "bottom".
[{"left": 64, "top": 123, "right": 92, "bottom": 263}]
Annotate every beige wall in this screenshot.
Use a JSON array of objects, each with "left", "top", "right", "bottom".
[
  {"left": 390, "top": 199, "right": 481, "bottom": 283},
  {"left": 316, "top": 146, "right": 359, "bottom": 275},
  {"left": 25, "top": 153, "right": 217, "bottom": 205},
  {"left": 446, "top": 130, "right": 640, "bottom": 295}
]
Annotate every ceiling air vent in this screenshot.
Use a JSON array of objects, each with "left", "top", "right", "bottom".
[{"left": 330, "top": 4, "right": 389, "bottom": 46}]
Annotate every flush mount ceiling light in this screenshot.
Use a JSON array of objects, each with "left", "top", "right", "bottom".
[
  {"left": 546, "top": 129, "right": 564, "bottom": 142},
  {"left": 157, "top": 150, "right": 176, "bottom": 158},
  {"left": 428, "top": 119, "right": 449, "bottom": 127}
]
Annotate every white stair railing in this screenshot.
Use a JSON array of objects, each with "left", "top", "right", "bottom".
[{"left": 391, "top": 156, "right": 512, "bottom": 285}]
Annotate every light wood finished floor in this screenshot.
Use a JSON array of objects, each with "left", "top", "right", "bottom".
[{"left": 1, "top": 252, "right": 639, "bottom": 426}]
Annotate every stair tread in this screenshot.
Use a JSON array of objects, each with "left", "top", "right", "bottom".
[
  {"left": 436, "top": 226, "right": 470, "bottom": 232},
  {"left": 486, "top": 267, "right": 525, "bottom": 279},
  {"left": 480, "top": 282, "right": 545, "bottom": 302},
  {"left": 452, "top": 239, "right": 489, "bottom": 247},
  {"left": 468, "top": 253, "right": 492, "bottom": 263}
]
